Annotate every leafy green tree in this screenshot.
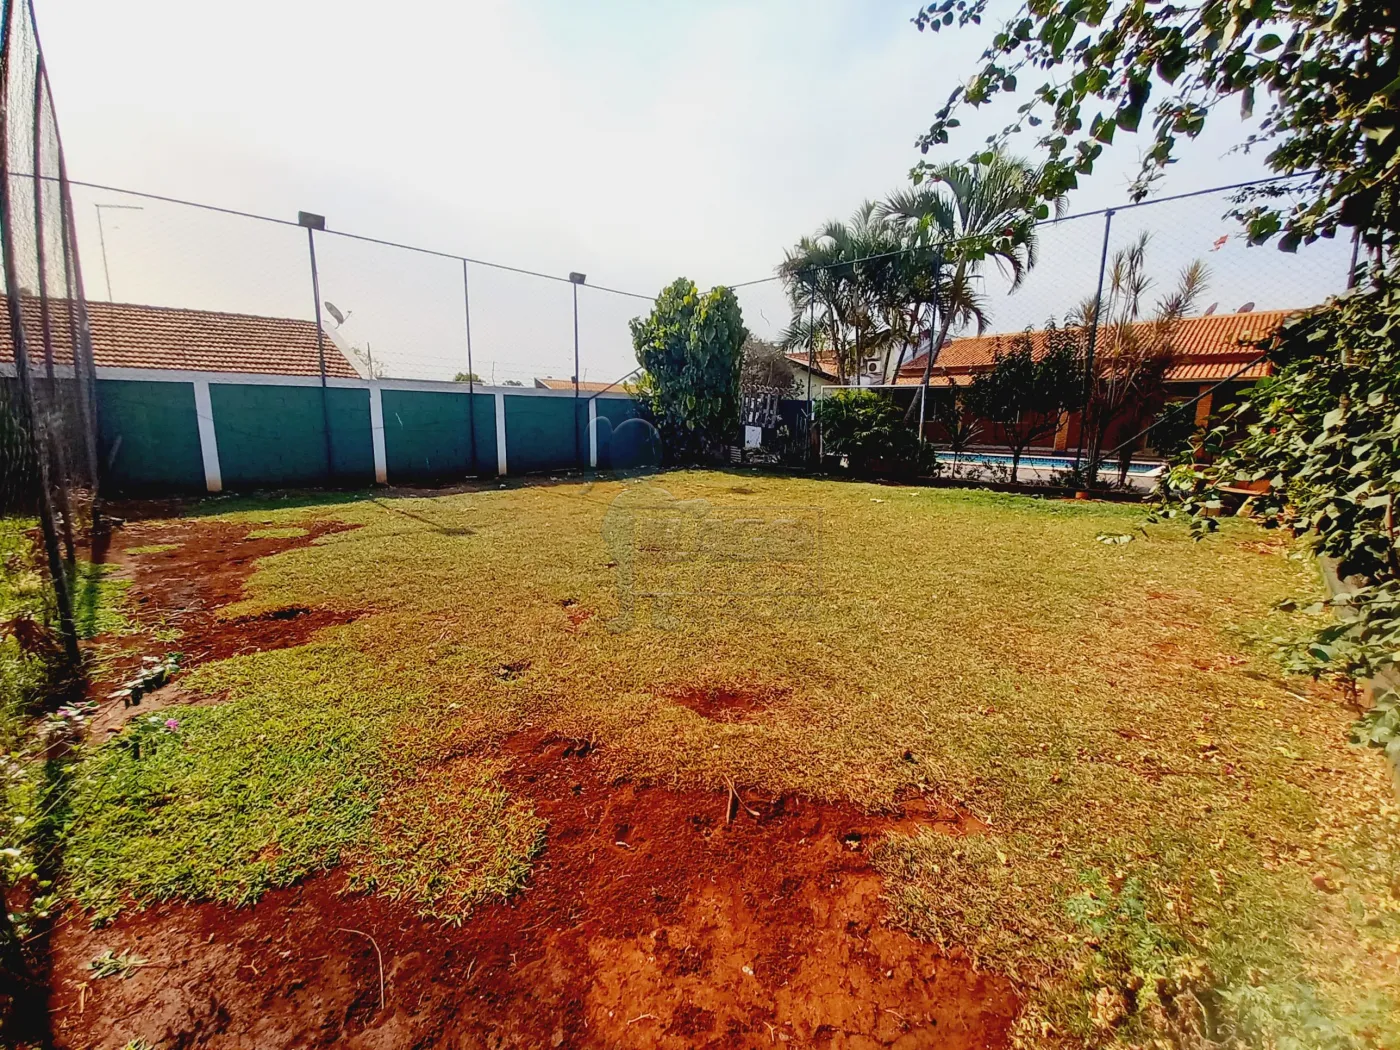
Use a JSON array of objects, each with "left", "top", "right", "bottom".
[
  {"left": 912, "top": 0, "right": 1396, "bottom": 257},
  {"left": 630, "top": 278, "right": 747, "bottom": 462},
  {"left": 963, "top": 324, "right": 1084, "bottom": 481},
  {"left": 453, "top": 372, "right": 483, "bottom": 384}
]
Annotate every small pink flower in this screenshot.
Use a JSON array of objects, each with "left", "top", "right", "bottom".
[{"left": 164, "top": 718, "right": 180, "bottom": 732}]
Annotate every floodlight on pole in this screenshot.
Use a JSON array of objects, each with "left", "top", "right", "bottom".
[
  {"left": 93, "top": 203, "right": 143, "bottom": 301},
  {"left": 299, "top": 208, "right": 334, "bottom": 480}
]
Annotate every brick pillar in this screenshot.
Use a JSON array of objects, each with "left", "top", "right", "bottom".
[{"left": 1193, "top": 385, "right": 1214, "bottom": 429}]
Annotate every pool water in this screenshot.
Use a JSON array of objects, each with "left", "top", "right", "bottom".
[{"left": 936, "top": 452, "right": 1162, "bottom": 476}]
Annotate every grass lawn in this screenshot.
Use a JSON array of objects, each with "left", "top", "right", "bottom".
[{"left": 57, "top": 471, "right": 1400, "bottom": 1046}]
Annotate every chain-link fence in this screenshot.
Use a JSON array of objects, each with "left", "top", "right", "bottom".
[
  {"left": 63, "top": 178, "right": 654, "bottom": 389},
  {"left": 1, "top": 0, "right": 100, "bottom": 661},
  {"left": 736, "top": 175, "right": 1357, "bottom": 487}
]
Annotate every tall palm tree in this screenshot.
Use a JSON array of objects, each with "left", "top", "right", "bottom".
[
  {"left": 880, "top": 150, "right": 1065, "bottom": 424},
  {"left": 780, "top": 202, "right": 902, "bottom": 385}
]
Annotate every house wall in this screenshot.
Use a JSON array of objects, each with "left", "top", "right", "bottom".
[{"left": 85, "top": 367, "right": 641, "bottom": 493}]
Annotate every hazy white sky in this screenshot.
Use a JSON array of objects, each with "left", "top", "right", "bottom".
[{"left": 37, "top": 0, "right": 1350, "bottom": 383}]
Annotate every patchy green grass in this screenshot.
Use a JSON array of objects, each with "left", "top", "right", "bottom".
[
  {"left": 58, "top": 472, "right": 1400, "bottom": 1046},
  {"left": 244, "top": 526, "right": 308, "bottom": 540}
]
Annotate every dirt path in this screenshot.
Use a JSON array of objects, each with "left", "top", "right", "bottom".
[{"left": 50, "top": 514, "right": 1019, "bottom": 1049}]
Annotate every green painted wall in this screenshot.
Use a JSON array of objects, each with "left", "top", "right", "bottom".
[
  {"left": 504, "top": 394, "right": 585, "bottom": 473},
  {"left": 97, "top": 379, "right": 205, "bottom": 491},
  {"left": 591, "top": 396, "right": 641, "bottom": 469},
  {"left": 382, "top": 389, "right": 496, "bottom": 480},
  {"left": 210, "top": 384, "right": 374, "bottom": 488}
]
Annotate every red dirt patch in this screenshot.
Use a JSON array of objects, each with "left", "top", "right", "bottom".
[
  {"left": 86, "top": 518, "right": 363, "bottom": 726},
  {"left": 49, "top": 731, "right": 1015, "bottom": 1049},
  {"left": 667, "top": 685, "right": 784, "bottom": 723}
]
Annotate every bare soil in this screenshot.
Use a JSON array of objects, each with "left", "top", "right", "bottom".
[
  {"left": 86, "top": 517, "right": 362, "bottom": 734},
  {"left": 666, "top": 684, "right": 785, "bottom": 723},
  {"left": 48, "top": 516, "right": 1019, "bottom": 1049},
  {"left": 51, "top": 731, "right": 1015, "bottom": 1049}
]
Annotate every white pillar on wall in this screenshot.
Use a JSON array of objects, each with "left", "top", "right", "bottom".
[
  {"left": 494, "top": 391, "right": 508, "bottom": 476},
  {"left": 588, "top": 398, "right": 598, "bottom": 468},
  {"left": 369, "top": 384, "right": 388, "bottom": 484},
  {"left": 192, "top": 379, "right": 222, "bottom": 493}
]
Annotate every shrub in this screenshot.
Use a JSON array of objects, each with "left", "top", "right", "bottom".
[{"left": 814, "top": 389, "right": 926, "bottom": 477}]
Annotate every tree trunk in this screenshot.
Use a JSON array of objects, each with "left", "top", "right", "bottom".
[{"left": 903, "top": 309, "right": 953, "bottom": 426}]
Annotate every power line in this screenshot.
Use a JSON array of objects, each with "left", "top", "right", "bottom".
[
  {"left": 55, "top": 175, "right": 656, "bottom": 301},
  {"left": 722, "top": 171, "right": 1319, "bottom": 292}
]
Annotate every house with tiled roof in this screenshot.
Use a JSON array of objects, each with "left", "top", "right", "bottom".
[
  {"left": 894, "top": 309, "right": 1286, "bottom": 389},
  {"left": 891, "top": 308, "right": 1294, "bottom": 454},
  {"left": 0, "top": 297, "right": 363, "bottom": 378}
]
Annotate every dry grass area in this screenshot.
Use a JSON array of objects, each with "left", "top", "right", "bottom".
[{"left": 62, "top": 470, "right": 1400, "bottom": 1047}]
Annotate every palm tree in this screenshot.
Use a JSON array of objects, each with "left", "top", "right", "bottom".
[
  {"left": 1071, "top": 232, "right": 1209, "bottom": 482},
  {"left": 780, "top": 202, "right": 903, "bottom": 385},
  {"left": 880, "top": 150, "right": 1065, "bottom": 425}
]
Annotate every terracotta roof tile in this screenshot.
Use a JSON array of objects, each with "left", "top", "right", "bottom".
[
  {"left": 897, "top": 309, "right": 1294, "bottom": 385},
  {"left": 0, "top": 297, "right": 361, "bottom": 378},
  {"left": 534, "top": 378, "right": 626, "bottom": 392},
  {"left": 783, "top": 350, "right": 839, "bottom": 379}
]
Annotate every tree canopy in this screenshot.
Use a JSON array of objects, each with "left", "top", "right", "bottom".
[
  {"left": 913, "top": 0, "right": 1397, "bottom": 258},
  {"left": 630, "top": 278, "right": 747, "bottom": 462}
]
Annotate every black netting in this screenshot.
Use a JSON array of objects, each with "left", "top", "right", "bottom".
[{"left": 0, "top": 0, "right": 99, "bottom": 657}]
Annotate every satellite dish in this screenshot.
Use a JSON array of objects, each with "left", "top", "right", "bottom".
[
  {"left": 1237, "top": 301, "right": 1255, "bottom": 313},
  {"left": 1203, "top": 302, "right": 1218, "bottom": 316},
  {"left": 323, "top": 301, "right": 346, "bottom": 326}
]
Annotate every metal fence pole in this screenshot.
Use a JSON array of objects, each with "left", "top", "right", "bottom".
[
  {"left": 569, "top": 272, "right": 587, "bottom": 468},
  {"left": 300, "top": 212, "right": 334, "bottom": 483},
  {"left": 806, "top": 296, "right": 815, "bottom": 463},
  {"left": 462, "top": 258, "right": 477, "bottom": 474},
  {"left": 1075, "top": 208, "right": 1114, "bottom": 478}
]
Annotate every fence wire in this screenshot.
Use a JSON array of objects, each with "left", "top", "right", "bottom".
[{"left": 0, "top": 0, "right": 100, "bottom": 660}]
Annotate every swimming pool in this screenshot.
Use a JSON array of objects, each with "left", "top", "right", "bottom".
[{"left": 936, "top": 452, "right": 1163, "bottom": 477}]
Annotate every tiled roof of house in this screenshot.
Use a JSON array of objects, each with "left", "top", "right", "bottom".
[
  {"left": 534, "top": 377, "right": 627, "bottom": 392},
  {"left": 895, "top": 309, "right": 1292, "bottom": 386},
  {"left": 783, "top": 350, "right": 839, "bottom": 380},
  {"left": 0, "top": 297, "right": 361, "bottom": 378}
]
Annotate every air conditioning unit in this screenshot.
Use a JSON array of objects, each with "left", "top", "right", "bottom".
[{"left": 863, "top": 359, "right": 881, "bottom": 377}]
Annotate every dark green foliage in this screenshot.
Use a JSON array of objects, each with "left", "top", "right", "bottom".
[
  {"left": 913, "top": 0, "right": 1398, "bottom": 257},
  {"left": 1145, "top": 401, "right": 1202, "bottom": 465},
  {"left": 1160, "top": 269, "right": 1400, "bottom": 752},
  {"left": 815, "top": 389, "right": 926, "bottom": 476},
  {"left": 963, "top": 324, "right": 1084, "bottom": 480},
  {"left": 630, "top": 278, "right": 748, "bottom": 463}
]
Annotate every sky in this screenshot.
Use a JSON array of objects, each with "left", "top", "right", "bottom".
[{"left": 37, "top": 0, "right": 1353, "bottom": 384}]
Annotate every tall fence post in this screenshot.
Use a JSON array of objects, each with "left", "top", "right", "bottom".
[
  {"left": 462, "top": 258, "right": 478, "bottom": 474},
  {"left": 1075, "top": 208, "right": 1114, "bottom": 478},
  {"left": 806, "top": 296, "right": 815, "bottom": 462},
  {"left": 569, "top": 272, "right": 587, "bottom": 469},
  {"left": 299, "top": 211, "right": 334, "bottom": 483}
]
